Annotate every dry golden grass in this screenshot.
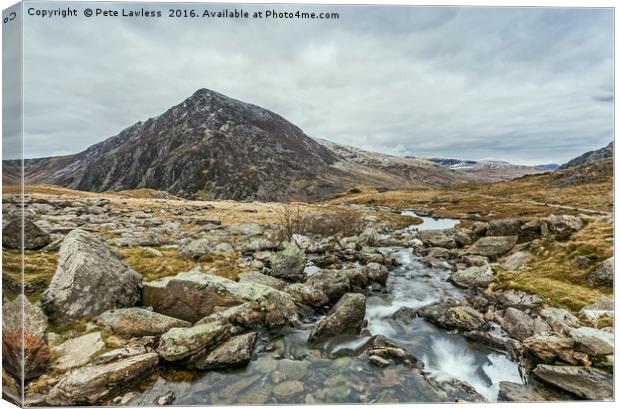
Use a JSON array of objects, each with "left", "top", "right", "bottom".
[
  {"left": 494, "top": 218, "right": 613, "bottom": 311},
  {"left": 2, "top": 250, "right": 58, "bottom": 303}
]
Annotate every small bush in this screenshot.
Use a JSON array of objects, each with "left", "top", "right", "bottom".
[{"left": 274, "top": 204, "right": 311, "bottom": 242}]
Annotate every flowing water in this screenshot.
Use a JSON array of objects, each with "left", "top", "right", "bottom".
[{"left": 133, "top": 214, "right": 522, "bottom": 405}]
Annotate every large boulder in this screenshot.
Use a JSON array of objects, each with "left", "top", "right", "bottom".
[
  {"left": 194, "top": 332, "right": 257, "bottom": 370},
  {"left": 2, "top": 295, "right": 49, "bottom": 380},
  {"left": 501, "top": 251, "right": 532, "bottom": 271},
  {"left": 142, "top": 267, "right": 297, "bottom": 327},
  {"left": 95, "top": 308, "right": 191, "bottom": 337},
  {"left": 238, "top": 271, "right": 287, "bottom": 290},
  {"left": 364, "top": 262, "right": 389, "bottom": 285},
  {"left": 178, "top": 238, "right": 212, "bottom": 259},
  {"left": 501, "top": 308, "right": 550, "bottom": 341},
  {"left": 544, "top": 215, "right": 584, "bottom": 239},
  {"left": 417, "top": 230, "right": 456, "bottom": 249},
  {"left": 284, "top": 283, "right": 329, "bottom": 307},
  {"left": 308, "top": 293, "right": 366, "bottom": 344},
  {"left": 305, "top": 269, "right": 351, "bottom": 303},
  {"left": 2, "top": 219, "right": 51, "bottom": 250},
  {"left": 586, "top": 257, "right": 613, "bottom": 287},
  {"left": 418, "top": 302, "right": 486, "bottom": 332},
  {"left": 466, "top": 236, "right": 518, "bottom": 258},
  {"left": 450, "top": 266, "right": 494, "bottom": 289},
  {"left": 532, "top": 364, "right": 613, "bottom": 400},
  {"left": 487, "top": 218, "right": 522, "bottom": 237},
  {"left": 40, "top": 229, "right": 142, "bottom": 321},
  {"left": 268, "top": 242, "right": 306, "bottom": 282},
  {"left": 157, "top": 321, "right": 236, "bottom": 362},
  {"left": 569, "top": 327, "right": 614, "bottom": 356},
  {"left": 46, "top": 353, "right": 159, "bottom": 405}
]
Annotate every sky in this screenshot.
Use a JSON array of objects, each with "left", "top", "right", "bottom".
[{"left": 7, "top": 3, "right": 614, "bottom": 165}]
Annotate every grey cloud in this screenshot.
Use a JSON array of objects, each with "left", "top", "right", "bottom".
[{"left": 15, "top": 3, "right": 614, "bottom": 165}]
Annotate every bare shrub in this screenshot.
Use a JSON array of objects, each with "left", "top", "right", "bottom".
[{"left": 274, "top": 203, "right": 311, "bottom": 242}]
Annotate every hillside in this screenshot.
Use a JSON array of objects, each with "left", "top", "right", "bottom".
[{"left": 558, "top": 141, "right": 613, "bottom": 170}]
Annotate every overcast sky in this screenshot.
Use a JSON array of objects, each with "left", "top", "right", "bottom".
[{"left": 11, "top": 3, "right": 614, "bottom": 165}]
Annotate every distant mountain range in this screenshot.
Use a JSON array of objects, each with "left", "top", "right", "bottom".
[{"left": 410, "top": 157, "right": 557, "bottom": 181}]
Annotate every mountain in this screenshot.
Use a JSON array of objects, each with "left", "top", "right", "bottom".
[
  {"left": 423, "top": 157, "right": 548, "bottom": 181},
  {"left": 8, "top": 89, "right": 468, "bottom": 201},
  {"left": 558, "top": 141, "right": 614, "bottom": 170}
]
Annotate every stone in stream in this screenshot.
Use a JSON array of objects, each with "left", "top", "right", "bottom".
[
  {"left": 450, "top": 265, "right": 494, "bottom": 289},
  {"left": 153, "top": 391, "right": 175, "bottom": 405},
  {"left": 40, "top": 229, "right": 143, "bottom": 322},
  {"left": 142, "top": 266, "right": 297, "bottom": 326},
  {"left": 194, "top": 332, "right": 257, "bottom": 369},
  {"left": 95, "top": 308, "right": 192, "bottom": 337},
  {"left": 364, "top": 262, "right": 389, "bottom": 285},
  {"left": 52, "top": 332, "right": 106, "bottom": 371},
  {"left": 501, "top": 307, "right": 550, "bottom": 341},
  {"left": 586, "top": 256, "right": 613, "bottom": 287},
  {"left": 268, "top": 242, "right": 306, "bottom": 282},
  {"left": 522, "top": 332, "right": 576, "bottom": 364},
  {"left": 417, "top": 229, "right": 456, "bottom": 249},
  {"left": 497, "top": 381, "right": 547, "bottom": 402},
  {"left": 2, "top": 218, "right": 51, "bottom": 250},
  {"left": 308, "top": 293, "right": 366, "bottom": 344},
  {"left": 361, "top": 335, "right": 421, "bottom": 368},
  {"left": 305, "top": 269, "right": 351, "bottom": 303},
  {"left": 195, "top": 302, "right": 267, "bottom": 329},
  {"left": 466, "top": 236, "right": 518, "bottom": 258},
  {"left": 532, "top": 364, "right": 613, "bottom": 400},
  {"left": 157, "top": 321, "right": 238, "bottom": 362},
  {"left": 569, "top": 327, "right": 614, "bottom": 356},
  {"left": 45, "top": 352, "right": 159, "bottom": 406},
  {"left": 284, "top": 283, "right": 330, "bottom": 307},
  {"left": 418, "top": 301, "right": 486, "bottom": 332},
  {"left": 2, "top": 295, "right": 49, "bottom": 381}
]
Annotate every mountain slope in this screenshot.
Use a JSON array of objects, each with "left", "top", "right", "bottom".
[
  {"left": 10, "top": 89, "right": 468, "bottom": 201},
  {"left": 424, "top": 157, "right": 548, "bottom": 181},
  {"left": 558, "top": 141, "right": 613, "bottom": 170}
]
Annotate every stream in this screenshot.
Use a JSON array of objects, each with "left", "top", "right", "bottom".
[{"left": 132, "top": 213, "right": 522, "bottom": 405}]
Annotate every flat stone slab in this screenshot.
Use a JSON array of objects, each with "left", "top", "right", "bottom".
[
  {"left": 95, "top": 308, "right": 191, "bottom": 337},
  {"left": 52, "top": 332, "right": 106, "bottom": 371}
]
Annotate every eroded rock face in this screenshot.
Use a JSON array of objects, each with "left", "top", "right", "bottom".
[
  {"left": 195, "top": 332, "right": 257, "bottom": 369},
  {"left": 2, "top": 295, "right": 49, "bottom": 381},
  {"left": 532, "top": 364, "right": 613, "bottom": 400},
  {"left": 142, "top": 267, "right": 297, "bottom": 327},
  {"left": 269, "top": 242, "right": 306, "bottom": 282},
  {"left": 157, "top": 321, "right": 237, "bottom": 362},
  {"left": 2, "top": 219, "right": 51, "bottom": 250},
  {"left": 586, "top": 257, "right": 613, "bottom": 287},
  {"left": 46, "top": 353, "right": 159, "bottom": 405},
  {"left": 95, "top": 308, "right": 191, "bottom": 337},
  {"left": 308, "top": 293, "right": 366, "bottom": 343},
  {"left": 40, "top": 229, "right": 143, "bottom": 322},
  {"left": 466, "top": 236, "right": 518, "bottom": 258}
]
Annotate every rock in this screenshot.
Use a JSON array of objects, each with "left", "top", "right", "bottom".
[
  {"left": 195, "top": 332, "right": 257, "bottom": 369},
  {"left": 157, "top": 321, "right": 237, "bottom": 362},
  {"left": 46, "top": 353, "right": 159, "bottom": 405},
  {"left": 466, "top": 236, "right": 518, "bottom": 258},
  {"left": 142, "top": 267, "right": 297, "bottom": 327},
  {"left": 544, "top": 214, "right": 584, "bottom": 239},
  {"left": 140, "top": 246, "right": 163, "bottom": 257},
  {"left": 238, "top": 271, "right": 287, "bottom": 290},
  {"left": 308, "top": 293, "right": 366, "bottom": 343},
  {"left": 539, "top": 308, "right": 581, "bottom": 335},
  {"left": 487, "top": 218, "right": 522, "bottom": 237},
  {"left": 242, "top": 238, "right": 279, "bottom": 253},
  {"left": 495, "top": 289, "right": 542, "bottom": 310},
  {"left": 359, "top": 227, "right": 380, "bottom": 246},
  {"left": 369, "top": 355, "right": 392, "bottom": 367},
  {"left": 497, "top": 381, "right": 546, "bottom": 402},
  {"left": 417, "top": 229, "right": 456, "bottom": 249},
  {"left": 364, "top": 262, "right": 389, "bottom": 285},
  {"left": 214, "top": 242, "right": 234, "bottom": 254},
  {"left": 501, "top": 251, "right": 532, "bottom": 271},
  {"left": 93, "top": 198, "right": 110, "bottom": 207},
  {"left": 285, "top": 283, "right": 329, "bottom": 307},
  {"left": 269, "top": 242, "right": 306, "bottom": 282},
  {"left": 95, "top": 308, "right": 191, "bottom": 337},
  {"left": 52, "top": 332, "right": 106, "bottom": 371},
  {"left": 532, "top": 364, "right": 613, "bottom": 400},
  {"left": 418, "top": 302, "right": 485, "bottom": 332},
  {"left": 178, "top": 238, "right": 212, "bottom": 259},
  {"left": 273, "top": 380, "right": 304, "bottom": 399},
  {"left": 154, "top": 391, "right": 175, "bottom": 405},
  {"left": 586, "top": 257, "right": 613, "bottom": 287},
  {"left": 391, "top": 306, "right": 417, "bottom": 325},
  {"left": 195, "top": 303, "right": 266, "bottom": 329},
  {"left": 579, "top": 298, "right": 614, "bottom": 324},
  {"left": 569, "top": 327, "right": 614, "bottom": 356},
  {"left": 277, "top": 359, "right": 308, "bottom": 380},
  {"left": 225, "top": 223, "right": 263, "bottom": 236},
  {"left": 450, "top": 265, "right": 494, "bottom": 289},
  {"left": 452, "top": 229, "right": 473, "bottom": 248},
  {"left": 362, "top": 335, "right": 421, "bottom": 368},
  {"left": 305, "top": 269, "right": 351, "bottom": 303},
  {"left": 522, "top": 332, "right": 575, "bottom": 364},
  {"left": 3, "top": 218, "right": 52, "bottom": 250},
  {"left": 2, "top": 295, "right": 49, "bottom": 380},
  {"left": 40, "top": 229, "right": 142, "bottom": 322},
  {"left": 501, "top": 308, "right": 551, "bottom": 341},
  {"left": 461, "top": 255, "right": 489, "bottom": 267}
]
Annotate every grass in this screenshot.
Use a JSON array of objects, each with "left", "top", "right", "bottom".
[
  {"left": 2, "top": 250, "right": 58, "bottom": 303},
  {"left": 493, "top": 217, "right": 613, "bottom": 312}
]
